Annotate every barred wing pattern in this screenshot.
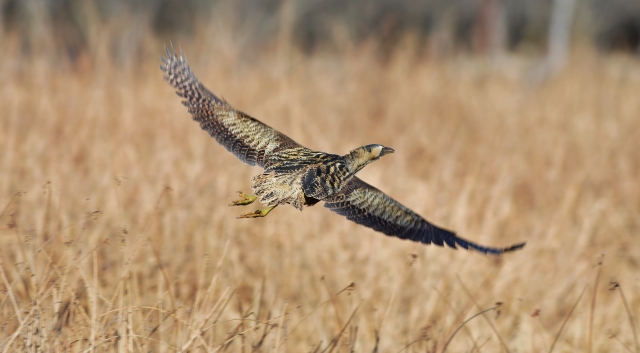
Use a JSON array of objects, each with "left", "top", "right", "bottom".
[
  {"left": 161, "top": 47, "right": 304, "bottom": 167},
  {"left": 324, "top": 178, "right": 526, "bottom": 255}
]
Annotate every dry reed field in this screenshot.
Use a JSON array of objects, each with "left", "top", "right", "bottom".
[{"left": 1, "top": 30, "right": 640, "bottom": 352}]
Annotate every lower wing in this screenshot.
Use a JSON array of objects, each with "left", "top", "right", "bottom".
[{"left": 323, "top": 177, "right": 525, "bottom": 255}]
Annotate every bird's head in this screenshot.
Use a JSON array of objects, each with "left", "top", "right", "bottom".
[
  {"left": 344, "top": 144, "right": 395, "bottom": 174},
  {"left": 365, "top": 144, "right": 395, "bottom": 160}
]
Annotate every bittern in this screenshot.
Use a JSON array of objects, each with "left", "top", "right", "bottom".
[{"left": 161, "top": 47, "right": 525, "bottom": 255}]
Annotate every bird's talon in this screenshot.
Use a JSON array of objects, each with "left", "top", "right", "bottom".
[
  {"left": 237, "top": 206, "right": 276, "bottom": 218},
  {"left": 229, "top": 192, "right": 257, "bottom": 206}
]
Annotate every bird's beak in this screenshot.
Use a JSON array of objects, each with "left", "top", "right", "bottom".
[{"left": 382, "top": 147, "right": 395, "bottom": 155}]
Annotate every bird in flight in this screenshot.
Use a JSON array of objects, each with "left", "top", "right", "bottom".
[{"left": 160, "top": 46, "right": 525, "bottom": 255}]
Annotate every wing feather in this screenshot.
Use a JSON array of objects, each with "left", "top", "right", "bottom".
[
  {"left": 161, "top": 46, "right": 304, "bottom": 167},
  {"left": 324, "top": 178, "right": 525, "bottom": 255}
]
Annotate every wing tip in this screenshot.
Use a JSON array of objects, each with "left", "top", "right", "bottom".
[
  {"left": 501, "top": 242, "right": 526, "bottom": 253},
  {"left": 160, "top": 42, "right": 188, "bottom": 74},
  {"left": 468, "top": 240, "right": 526, "bottom": 256}
]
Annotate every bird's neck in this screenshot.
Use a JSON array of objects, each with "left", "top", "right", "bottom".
[{"left": 343, "top": 147, "right": 372, "bottom": 175}]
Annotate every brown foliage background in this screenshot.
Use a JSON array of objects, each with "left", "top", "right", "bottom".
[{"left": 1, "top": 12, "right": 640, "bottom": 353}]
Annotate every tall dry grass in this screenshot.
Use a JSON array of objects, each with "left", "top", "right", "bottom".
[{"left": 1, "top": 29, "right": 639, "bottom": 352}]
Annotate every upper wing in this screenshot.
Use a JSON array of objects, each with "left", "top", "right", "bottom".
[
  {"left": 161, "top": 46, "right": 305, "bottom": 168},
  {"left": 323, "top": 177, "right": 525, "bottom": 255}
]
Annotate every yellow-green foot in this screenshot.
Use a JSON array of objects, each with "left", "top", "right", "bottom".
[
  {"left": 229, "top": 191, "right": 257, "bottom": 206},
  {"left": 238, "top": 205, "right": 277, "bottom": 219}
]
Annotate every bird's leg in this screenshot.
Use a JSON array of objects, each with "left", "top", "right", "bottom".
[
  {"left": 238, "top": 205, "right": 277, "bottom": 219},
  {"left": 229, "top": 191, "right": 257, "bottom": 206}
]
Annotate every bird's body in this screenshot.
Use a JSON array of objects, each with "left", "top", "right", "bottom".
[{"left": 161, "top": 47, "right": 525, "bottom": 255}]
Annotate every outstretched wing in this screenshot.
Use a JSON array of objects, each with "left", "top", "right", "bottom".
[
  {"left": 323, "top": 178, "right": 525, "bottom": 255},
  {"left": 161, "top": 46, "right": 305, "bottom": 168}
]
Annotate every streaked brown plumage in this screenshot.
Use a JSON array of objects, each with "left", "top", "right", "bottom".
[{"left": 161, "top": 46, "right": 525, "bottom": 255}]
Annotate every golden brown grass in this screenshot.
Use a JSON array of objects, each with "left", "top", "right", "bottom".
[{"left": 1, "top": 31, "right": 639, "bottom": 352}]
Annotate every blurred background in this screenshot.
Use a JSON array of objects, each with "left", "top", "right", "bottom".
[
  {"left": 1, "top": 0, "right": 639, "bottom": 352},
  {"left": 4, "top": 0, "right": 640, "bottom": 65}
]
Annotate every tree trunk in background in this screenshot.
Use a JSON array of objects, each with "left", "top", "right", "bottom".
[
  {"left": 547, "top": 0, "right": 577, "bottom": 73},
  {"left": 21, "top": 0, "right": 55, "bottom": 56},
  {"left": 277, "top": 0, "right": 295, "bottom": 63},
  {"left": 473, "top": 0, "right": 507, "bottom": 60},
  {"left": 529, "top": 0, "right": 577, "bottom": 85},
  {"left": 0, "top": 0, "right": 4, "bottom": 45}
]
